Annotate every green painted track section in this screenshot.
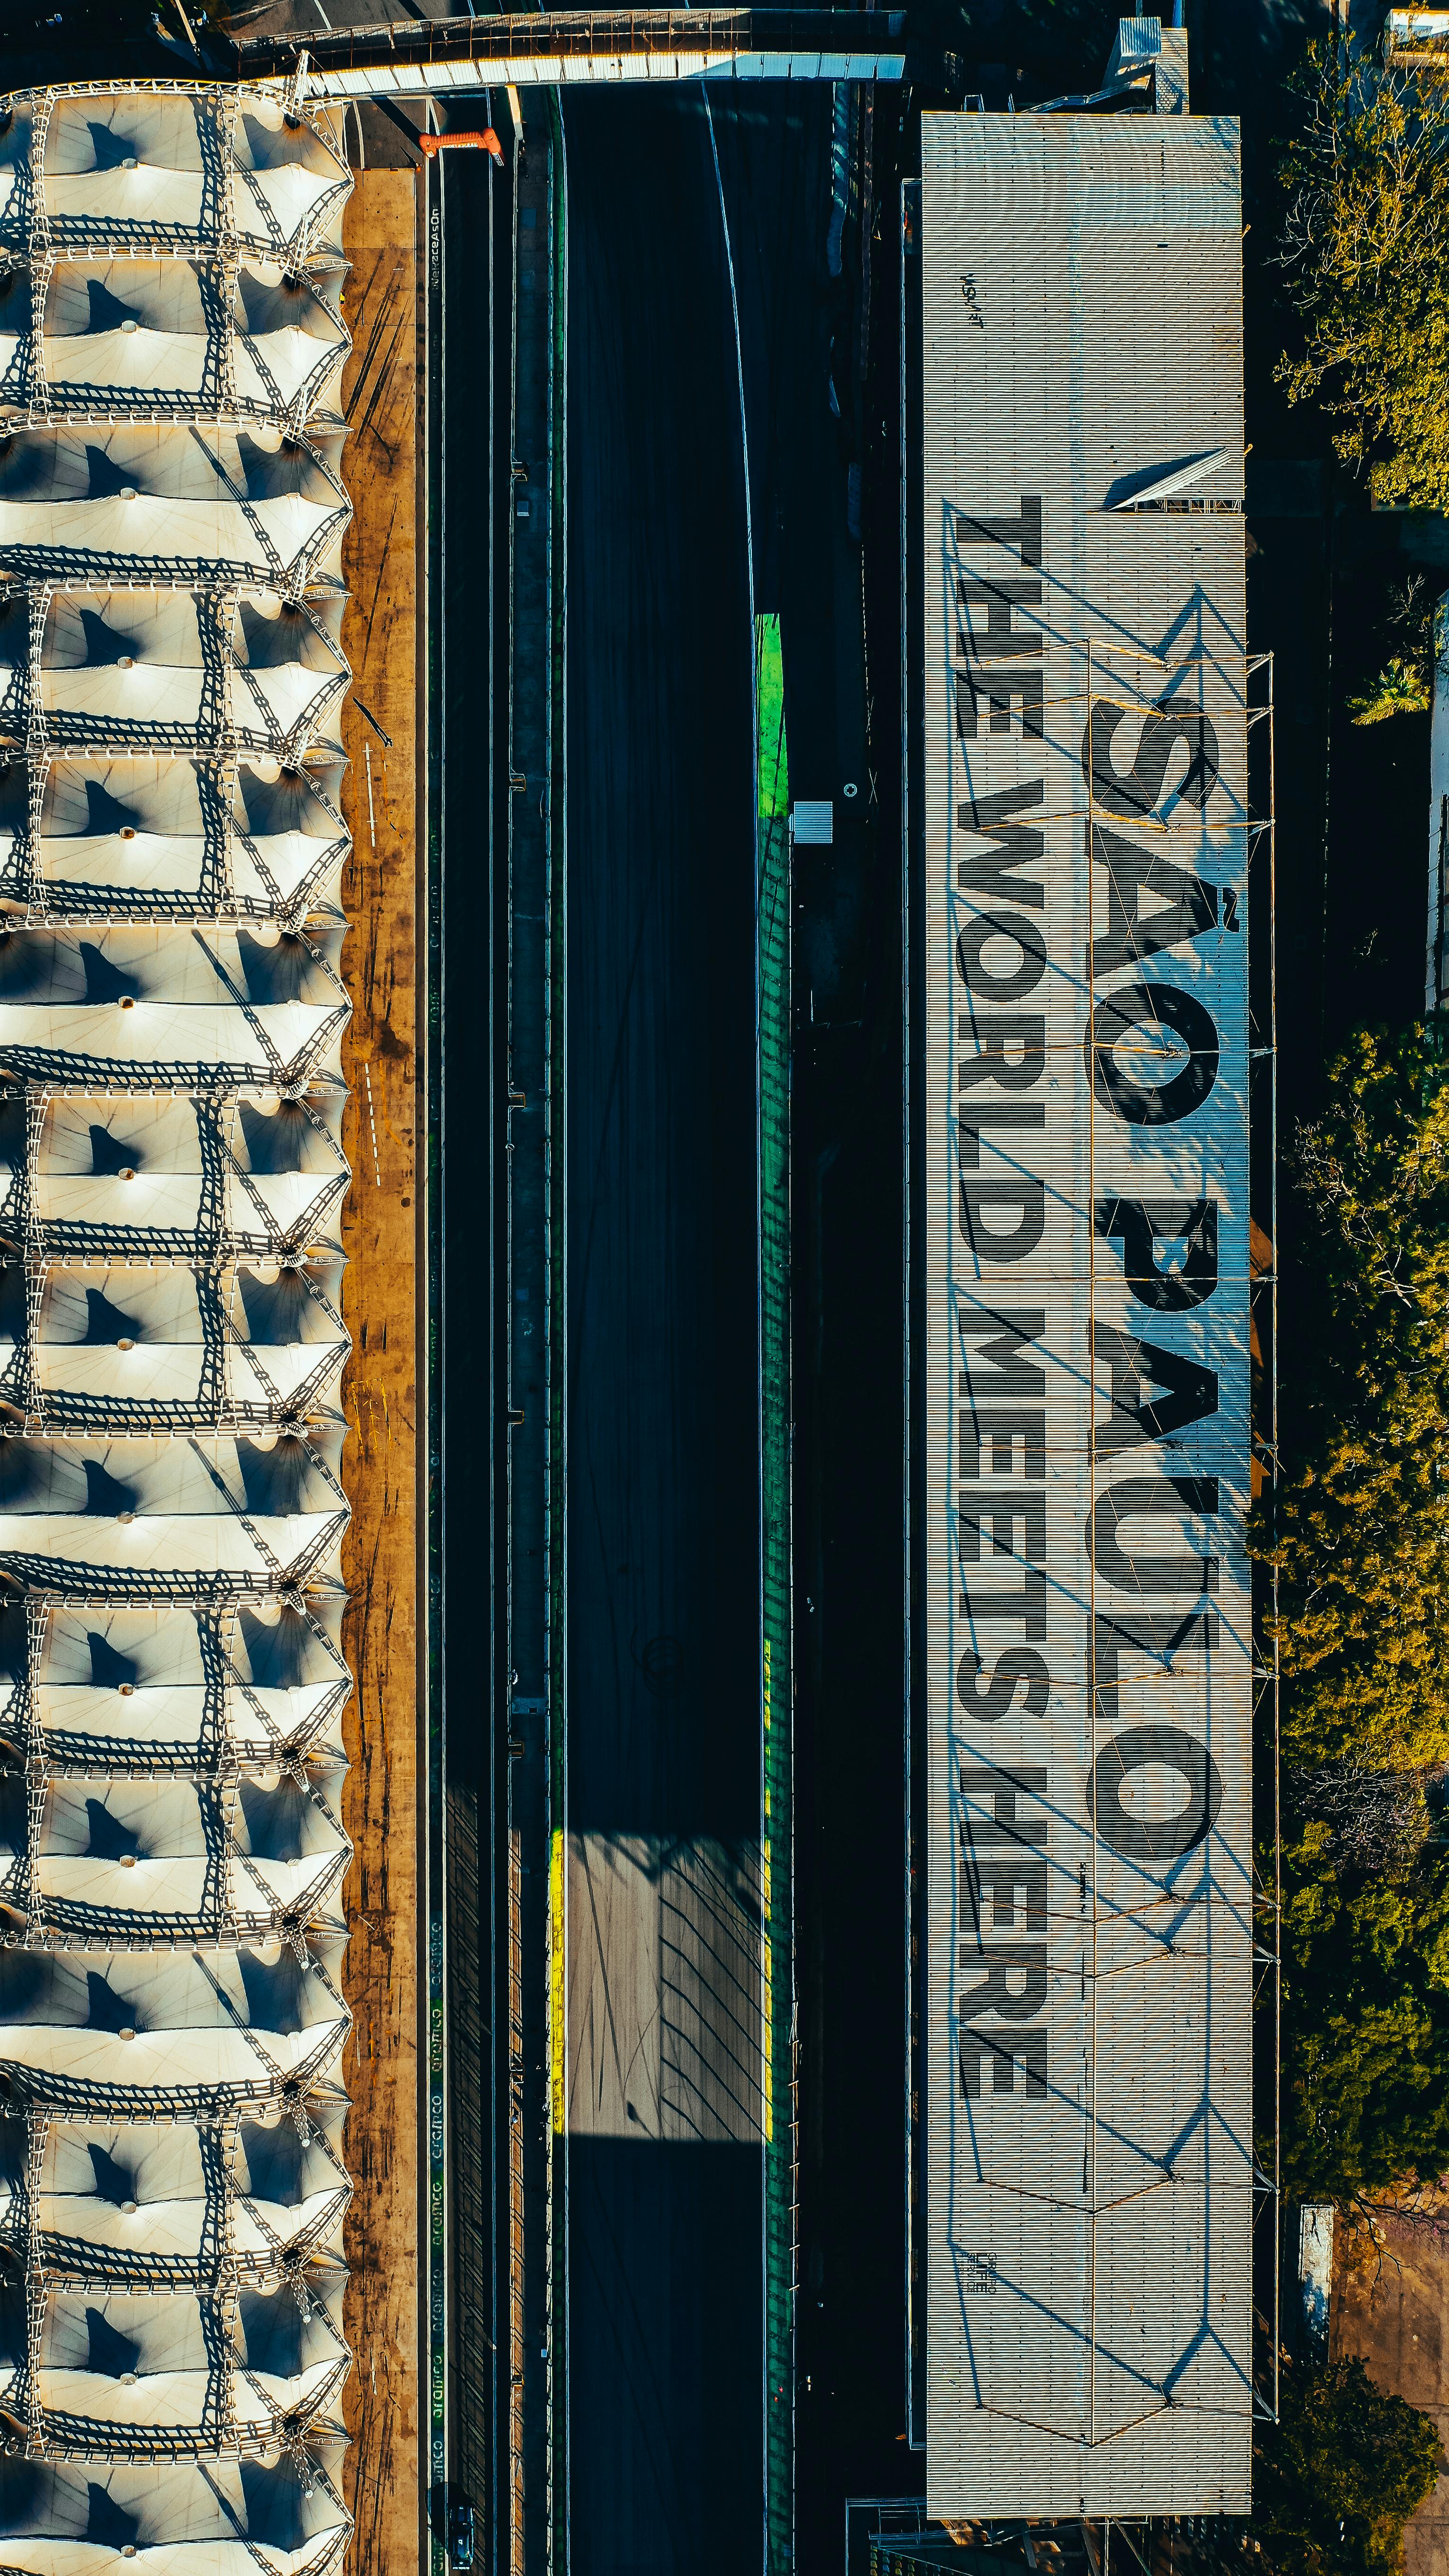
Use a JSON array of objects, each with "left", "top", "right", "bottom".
[{"left": 757, "top": 612, "right": 794, "bottom": 2576}]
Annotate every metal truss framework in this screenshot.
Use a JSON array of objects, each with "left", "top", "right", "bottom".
[
  {"left": 0, "top": 75, "right": 356, "bottom": 2576},
  {"left": 233, "top": 8, "right": 913, "bottom": 95}
]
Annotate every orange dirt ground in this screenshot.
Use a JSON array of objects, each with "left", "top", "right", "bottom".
[
  {"left": 1335, "top": 2211, "right": 1449, "bottom": 2576},
  {"left": 336, "top": 165, "right": 425, "bottom": 2576}
]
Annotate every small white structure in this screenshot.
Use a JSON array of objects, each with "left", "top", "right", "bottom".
[
  {"left": 1298, "top": 2203, "right": 1335, "bottom": 2352},
  {"left": 0, "top": 78, "right": 355, "bottom": 2564},
  {"left": 1386, "top": 9, "right": 1449, "bottom": 65}
]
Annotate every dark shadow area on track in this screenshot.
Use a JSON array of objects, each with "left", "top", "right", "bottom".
[
  {"left": 564, "top": 76, "right": 950, "bottom": 2571},
  {"left": 564, "top": 85, "right": 760, "bottom": 2576},
  {"left": 568, "top": 2141, "right": 764, "bottom": 2566},
  {"left": 708, "top": 83, "right": 924, "bottom": 2563},
  {"left": 564, "top": 94, "right": 756, "bottom": 1843}
]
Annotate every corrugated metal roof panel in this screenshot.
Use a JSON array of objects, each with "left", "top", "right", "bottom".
[{"left": 919, "top": 108, "right": 1251, "bottom": 2519}]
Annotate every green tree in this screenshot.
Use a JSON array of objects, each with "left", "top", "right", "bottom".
[
  {"left": 1256, "top": 1026, "right": 1449, "bottom": 1771},
  {"left": 1346, "top": 580, "right": 1446, "bottom": 729},
  {"left": 1255, "top": 2355, "right": 1444, "bottom": 2575},
  {"left": 1280, "top": 1816, "right": 1449, "bottom": 2197},
  {"left": 1276, "top": 45, "right": 1449, "bottom": 508}
]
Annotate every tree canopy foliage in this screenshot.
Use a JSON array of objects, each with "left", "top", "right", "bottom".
[
  {"left": 1256, "top": 1025, "right": 1449, "bottom": 1771},
  {"left": 1261, "top": 1026, "right": 1449, "bottom": 2196},
  {"left": 1281, "top": 1811, "right": 1449, "bottom": 2198},
  {"left": 1255, "top": 2356, "right": 1445, "bottom": 2575},
  {"left": 1276, "top": 46, "right": 1449, "bottom": 507}
]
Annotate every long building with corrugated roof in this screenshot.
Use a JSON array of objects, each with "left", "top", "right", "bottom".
[{"left": 909, "top": 17, "right": 1258, "bottom": 2524}]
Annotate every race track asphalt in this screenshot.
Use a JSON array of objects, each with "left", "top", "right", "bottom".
[{"left": 562, "top": 85, "right": 763, "bottom": 2576}]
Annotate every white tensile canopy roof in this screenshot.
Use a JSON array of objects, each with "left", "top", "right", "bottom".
[
  {"left": 0, "top": 1256, "right": 350, "bottom": 1428},
  {"left": 0, "top": 1766, "right": 350, "bottom": 1944},
  {"left": 0, "top": 1936, "right": 350, "bottom": 2101},
  {"left": 0, "top": 1091, "right": 350, "bottom": 1259},
  {"left": 0, "top": 1428, "right": 349, "bottom": 1592},
  {"left": 0, "top": 1598, "right": 352, "bottom": 1769},
  {"left": 0, "top": 923, "right": 349, "bottom": 1087},
  {"left": 0, "top": 2275, "right": 349, "bottom": 2452},
  {"left": 0, "top": 258, "right": 352, "bottom": 424},
  {"left": 0, "top": 77, "right": 356, "bottom": 2540},
  {"left": 0, "top": 2100, "right": 352, "bottom": 2283},
  {"left": 0, "top": 427, "right": 350, "bottom": 591},
  {"left": 0, "top": 2452, "right": 351, "bottom": 2573},
  {"left": 0, "top": 592, "right": 349, "bottom": 759},
  {"left": 0, "top": 89, "right": 349, "bottom": 263},
  {"left": 0, "top": 755, "right": 351, "bottom": 920}
]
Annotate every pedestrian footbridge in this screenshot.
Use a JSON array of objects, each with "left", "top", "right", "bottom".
[{"left": 233, "top": 8, "right": 915, "bottom": 96}]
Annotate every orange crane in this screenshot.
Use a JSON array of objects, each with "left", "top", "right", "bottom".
[{"left": 419, "top": 127, "right": 505, "bottom": 164}]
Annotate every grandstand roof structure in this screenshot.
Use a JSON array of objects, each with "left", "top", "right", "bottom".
[{"left": 0, "top": 74, "right": 356, "bottom": 2573}]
